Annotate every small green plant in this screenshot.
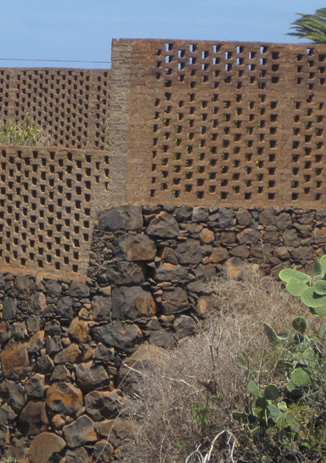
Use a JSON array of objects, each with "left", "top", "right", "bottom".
[
  {"left": 0, "top": 115, "right": 50, "bottom": 146},
  {"left": 233, "top": 259, "right": 326, "bottom": 459},
  {"left": 234, "top": 382, "right": 283, "bottom": 436},
  {"left": 2, "top": 457, "right": 17, "bottom": 463},
  {"left": 279, "top": 255, "right": 326, "bottom": 315},
  {"left": 234, "top": 316, "right": 321, "bottom": 431},
  {"left": 192, "top": 403, "right": 210, "bottom": 425}
]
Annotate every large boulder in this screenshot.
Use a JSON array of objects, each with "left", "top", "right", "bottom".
[
  {"left": 85, "top": 390, "right": 123, "bottom": 421},
  {"left": 75, "top": 363, "right": 110, "bottom": 392},
  {"left": 29, "top": 432, "right": 66, "bottom": 463},
  {"left": 112, "top": 286, "right": 156, "bottom": 320},
  {"left": 63, "top": 415, "right": 97, "bottom": 448},
  {"left": 98, "top": 205, "right": 143, "bottom": 232},
  {"left": 147, "top": 212, "right": 180, "bottom": 238},
  {"left": 117, "top": 233, "right": 156, "bottom": 261},
  {"left": 92, "top": 321, "right": 143, "bottom": 350},
  {"left": 46, "top": 382, "right": 83, "bottom": 415}
]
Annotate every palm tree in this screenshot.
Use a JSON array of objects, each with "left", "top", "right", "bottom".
[{"left": 288, "top": 8, "right": 326, "bottom": 43}]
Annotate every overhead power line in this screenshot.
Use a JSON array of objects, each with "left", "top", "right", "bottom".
[{"left": 0, "top": 58, "right": 111, "bottom": 64}]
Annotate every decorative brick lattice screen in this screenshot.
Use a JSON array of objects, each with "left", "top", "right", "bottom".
[
  {"left": 109, "top": 40, "right": 326, "bottom": 208},
  {"left": 0, "top": 68, "right": 110, "bottom": 149},
  {"left": 0, "top": 147, "right": 110, "bottom": 280}
]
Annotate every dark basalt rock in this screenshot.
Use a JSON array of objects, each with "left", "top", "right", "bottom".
[
  {"left": 117, "top": 233, "right": 156, "bottom": 261},
  {"left": 63, "top": 415, "right": 97, "bottom": 448},
  {"left": 147, "top": 212, "right": 180, "bottom": 238},
  {"left": 74, "top": 363, "right": 110, "bottom": 392},
  {"left": 176, "top": 239, "right": 203, "bottom": 265},
  {"left": 0, "top": 380, "right": 26, "bottom": 413},
  {"left": 25, "top": 374, "right": 45, "bottom": 399},
  {"left": 56, "top": 296, "right": 74, "bottom": 319},
  {"left": 99, "top": 260, "right": 145, "bottom": 285},
  {"left": 92, "top": 321, "right": 143, "bottom": 350},
  {"left": 192, "top": 207, "right": 209, "bottom": 222},
  {"left": 160, "top": 287, "right": 189, "bottom": 314},
  {"left": 3, "top": 297, "right": 17, "bottom": 320},
  {"left": 18, "top": 401, "right": 48, "bottom": 435},
  {"left": 237, "top": 228, "right": 261, "bottom": 245},
  {"left": 65, "top": 447, "right": 92, "bottom": 463},
  {"left": 259, "top": 208, "right": 276, "bottom": 225},
  {"left": 175, "top": 205, "right": 193, "bottom": 221},
  {"left": 36, "top": 355, "right": 54, "bottom": 374},
  {"left": 112, "top": 286, "right": 156, "bottom": 320},
  {"left": 174, "top": 315, "right": 197, "bottom": 339},
  {"left": 217, "top": 207, "right": 234, "bottom": 227},
  {"left": 92, "top": 295, "right": 112, "bottom": 322},
  {"left": 98, "top": 205, "right": 143, "bottom": 232},
  {"left": 85, "top": 389, "right": 123, "bottom": 421},
  {"left": 149, "top": 330, "right": 176, "bottom": 349},
  {"left": 66, "top": 281, "right": 90, "bottom": 298}
]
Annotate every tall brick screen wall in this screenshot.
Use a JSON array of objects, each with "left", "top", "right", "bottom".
[
  {"left": 0, "top": 147, "right": 111, "bottom": 280},
  {"left": 0, "top": 68, "right": 113, "bottom": 279},
  {"left": 108, "top": 39, "right": 326, "bottom": 208},
  {"left": 2, "top": 39, "right": 326, "bottom": 279},
  {"left": 0, "top": 68, "right": 110, "bottom": 149}
]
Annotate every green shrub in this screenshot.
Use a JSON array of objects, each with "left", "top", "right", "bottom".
[
  {"left": 232, "top": 259, "right": 326, "bottom": 461},
  {"left": 279, "top": 255, "right": 326, "bottom": 316}
]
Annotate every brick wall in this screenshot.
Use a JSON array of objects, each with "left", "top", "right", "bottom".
[
  {"left": 0, "top": 68, "right": 110, "bottom": 149},
  {"left": 2, "top": 39, "right": 326, "bottom": 278},
  {"left": 108, "top": 39, "right": 326, "bottom": 208},
  {"left": 0, "top": 147, "right": 111, "bottom": 280}
]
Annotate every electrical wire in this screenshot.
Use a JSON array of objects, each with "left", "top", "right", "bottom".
[{"left": 0, "top": 58, "right": 111, "bottom": 64}]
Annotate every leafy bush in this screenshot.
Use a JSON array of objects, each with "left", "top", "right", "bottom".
[
  {"left": 0, "top": 115, "right": 51, "bottom": 146},
  {"left": 279, "top": 255, "right": 326, "bottom": 316},
  {"left": 234, "top": 316, "right": 326, "bottom": 451},
  {"left": 122, "top": 266, "right": 326, "bottom": 462}
]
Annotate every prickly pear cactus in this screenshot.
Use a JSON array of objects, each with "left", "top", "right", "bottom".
[{"left": 279, "top": 255, "right": 326, "bottom": 316}]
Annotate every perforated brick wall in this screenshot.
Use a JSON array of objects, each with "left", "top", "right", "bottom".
[
  {"left": 0, "top": 147, "right": 111, "bottom": 280},
  {"left": 0, "top": 68, "right": 110, "bottom": 149},
  {"left": 108, "top": 39, "right": 326, "bottom": 208}
]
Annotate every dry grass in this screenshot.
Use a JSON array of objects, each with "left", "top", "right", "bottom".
[{"left": 121, "top": 266, "right": 320, "bottom": 463}]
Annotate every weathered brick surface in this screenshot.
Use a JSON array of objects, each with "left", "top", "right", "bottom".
[
  {"left": 108, "top": 39, "right": 326, "bottom": 208},
  {"left": 0, "top": 146, "right": 111, "bottom": 280},
  {"left": 0, "top": 68, "right": 110, "bottom": 149}
]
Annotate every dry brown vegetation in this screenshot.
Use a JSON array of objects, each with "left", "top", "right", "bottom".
[{"left": 121, "top": 266, "right": 321, "bottom": 463}]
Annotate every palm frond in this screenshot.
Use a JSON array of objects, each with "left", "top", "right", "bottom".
[
  {"left": 287, "top": 9, "right": 326, "bottom": 43},
  {"left": 315, "top": 8, "right": 326, "bottom": 18}
]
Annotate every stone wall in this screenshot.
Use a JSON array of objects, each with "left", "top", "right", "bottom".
[{"left": 1, "top": 204, "right": 326, "bottom": 462}]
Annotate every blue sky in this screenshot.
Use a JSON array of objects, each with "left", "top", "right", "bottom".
[{"left": 0, "top": 0, "right": 325, "bottom": 68}]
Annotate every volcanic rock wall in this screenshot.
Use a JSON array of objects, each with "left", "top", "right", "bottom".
[{"left": 1, "top": 204, "right": 326, "bottom": 462}]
